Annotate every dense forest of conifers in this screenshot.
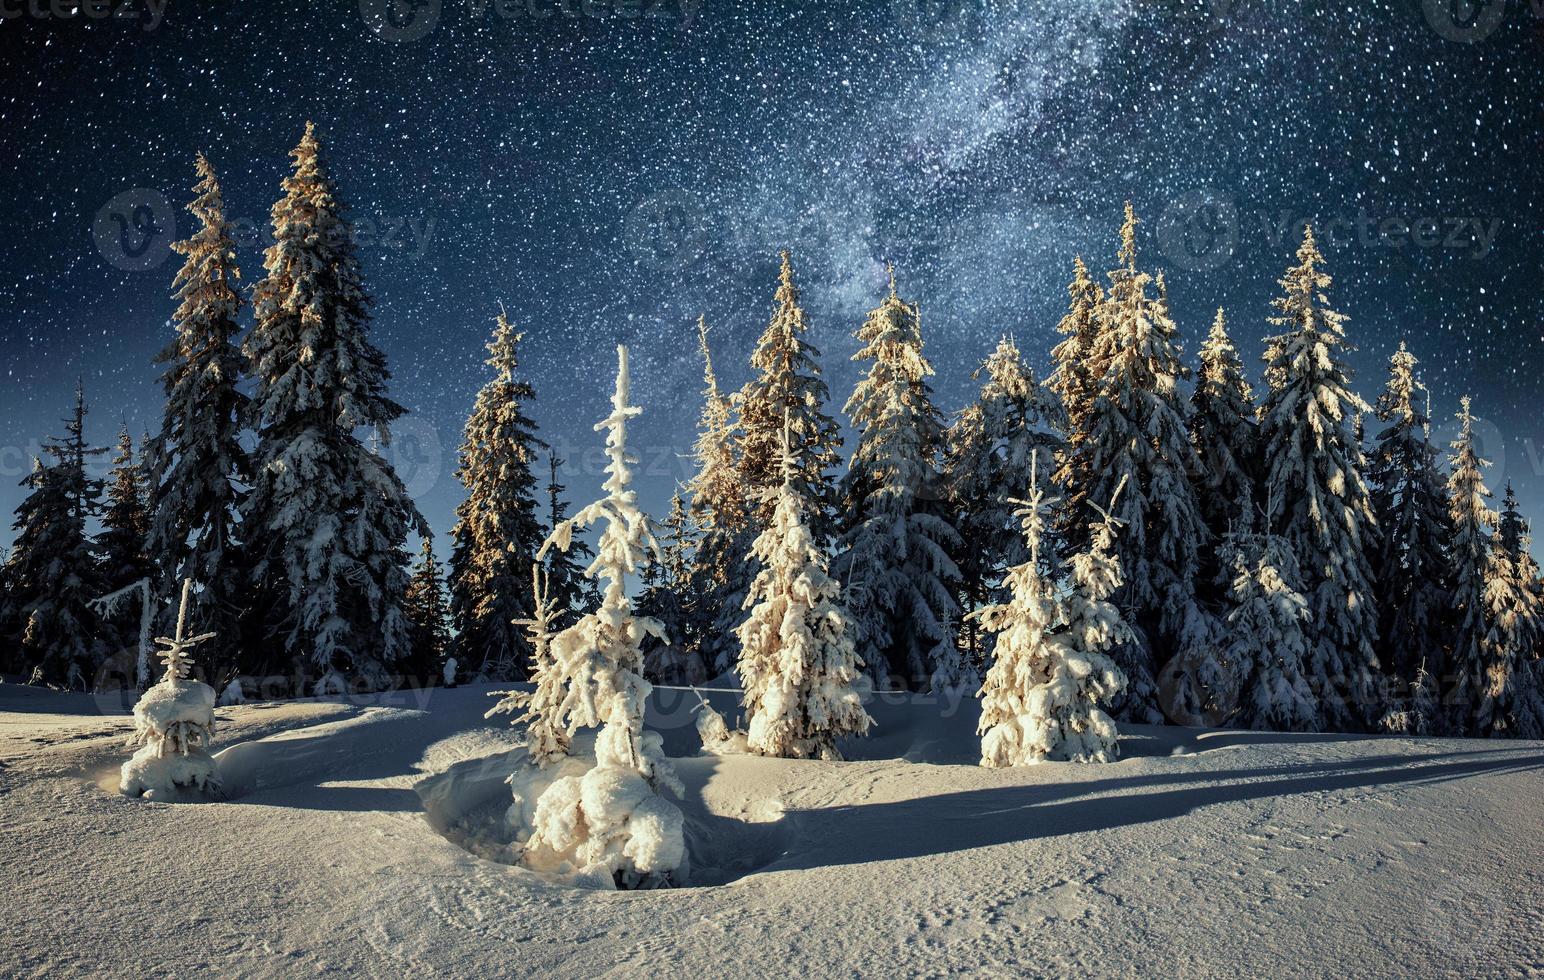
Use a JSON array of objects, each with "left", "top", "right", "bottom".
[{"left": 5, "top": 123, "right": 1539, "bottom": 740}]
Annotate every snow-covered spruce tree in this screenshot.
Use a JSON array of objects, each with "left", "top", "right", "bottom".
[
  {"left": 449, "top": 310, "right": 547, "bottom": 681},
  {"left": 976, "top": 455, "right": 1131, "bottom": 766},
  {"left": 736, "top": 425, "right": 871, "bottom": 759},
  {"left": 402, "top": 537, "right": 452, "bottom": 685},
  {"left": 1476, "top": 533, "right": 1544, "bottom": 738},
  {"left": 1368, "top": 343, "right": 1452, "bottom": 683},
  {"left": 144, "top": 151, "right": 250, "bottom": 670},
  {"left": 1049, "top": 255, "right": 1107, "bottom": 548},
  {"left": 686, "top": 315, "right": 751, "bottom": 674},
  {"left": 735, "top": 251, "right": 842, "bottom": 548},
  {"left": 541, "top": 451, "right": 597, "bottom": 630},
  {"left": 241, "top": 122, "right": 425, "bottom": 693},
  {"left": 833, "top": 266, "right": 963, "bottom": 690},
  {"left": 121, "top": 579, "right": 221, "bottom": 799},
  {"left": 945, "top": 336, "right": 1062, "bottom": 672},
  {"left": 1444, "top": 396, "right": 1494, "bottom": 736},
  {"left": 639, "top": 490, "right": 707, "bottom": 686},
  {"left": 1217, "top": 520, "right": 1318, "bottom": 732},
  {"left": 1257, "top": 224, "right": 1381, "bottom": 731},
  {"left": 98, "top": 427, "right": 154, "bottom": 656},
  {"left": 1187, "top": 308, "right": 1258, "bottom": 590},
  {"left": 1492, "top": 490, "right": 1544, "bottom": 737},
  {"left": 1080, "top": 205, "right": 1210, "bottom": 723},
  {"left": 487, "top": 563, "right": 571, "bottom": 766},
  {"left": 6, "top": 386, "right": 106, "bottom": 688},
  {"left": 520, "top": 346, "right": 685, "bottom": 889}
]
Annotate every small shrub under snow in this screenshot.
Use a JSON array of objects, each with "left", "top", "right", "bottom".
[{"left": 120, "top": 580, "right": 222, "bottom": 800}]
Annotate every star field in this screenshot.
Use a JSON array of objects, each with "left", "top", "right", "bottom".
[{"left": 0, "top": 0, "right": 1540, "bottom": 546}]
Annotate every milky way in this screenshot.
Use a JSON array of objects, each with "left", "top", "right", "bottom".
[{"left": 1, "top": 0, "right": 1540, "bottom": 547}]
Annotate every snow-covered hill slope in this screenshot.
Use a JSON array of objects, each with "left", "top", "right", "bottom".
[{"left": 2, "top": 682, "right": 1540, "bottom": 977}]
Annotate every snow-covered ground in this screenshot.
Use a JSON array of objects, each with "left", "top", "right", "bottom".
[{"left": 2, "top": 681, "right": 1541, "bottom": 977}]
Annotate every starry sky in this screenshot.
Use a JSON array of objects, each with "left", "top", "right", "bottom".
[{"left": 0, "top": 0, "right": 1540, "bottom": 552}]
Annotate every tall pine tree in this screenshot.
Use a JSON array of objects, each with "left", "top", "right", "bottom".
[
  {"left": 686, "top": 315, "right": 750, "bottom": 674},
  {"left": 98, "top": 427, "right": 153, "bottom": 658},
  {"left": 1446, "top": 396, "right": 1495, "bottom": 735},
  {"left": 735, "top": 251, "right": 842, "bottom": 547},
  {"left": 541, "top": 451, "right": 596, "bottom": 630},
  {"left": 833, "top": 266, "right": 961, "bottom": 690},
  {"left": 639, "top": 489, "right": 707, "bottom": 685},
  {"left": 403, "top": 536, "right": 452, "bottom": 686},
  {"left": 242, "top": 122, "right": 425, "bottom": 693},
  {"left": 1049, "top": 255, "right": 1106, "bottom": 547},
  {"left": 448, "top": 310, "right": 547, "bottom": 680},
  {"left": 1081, "top": 205, "right": 1209, "bottom": 723},
  {"left": 144, "top": 151, "right": 250, "bottom": 660},
  {"left": 1187, "top": 307, "right": 1258, "bottom": 589},
  {"left": 1368, "top": 343, "right": 1451, "bottom": 683},
  {"left": 1257, "top": 225, "right": 1381, "bottom": 731},
  {"left": 6, "top": 387, "right": 105, "bottom": 687},
  {"left": 945, "top": 336, "right": 1061, "bottom": 671}
]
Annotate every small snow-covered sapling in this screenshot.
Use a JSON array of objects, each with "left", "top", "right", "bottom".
[{"left": 120, "top": 579, "right": 223, "bottom": 800}]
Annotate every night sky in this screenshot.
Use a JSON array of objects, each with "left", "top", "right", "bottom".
[{"left": 1, "top": 0, "right": 1540, "bottom": 554}]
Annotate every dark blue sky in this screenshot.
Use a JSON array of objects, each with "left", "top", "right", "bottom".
[{"left": 1, "top": 0, "right": 1540, "bottom": 554}]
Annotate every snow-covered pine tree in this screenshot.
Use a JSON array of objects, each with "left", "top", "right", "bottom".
[
  {"left": 1049, "top": 256, "right": 1106, "bottom": 547},
  {"left": 241, "top": 122, "right": 426, "bottom": 694},
  {"left": 402, "top": 537, "right": 452, "bottom": 685},
  {"left": 639, "top": 490, "right": 707, "bottom": 686},
  {"left": 686, "top": 315, "right": 751, "bottom": 675},
  {"left": 1368, "top": 343, "right": 1452, "bottom": 683},
  {"left": 448, "top": 309, "right": 547, "bottom": 681},
  {"left": 1257, "top": 224, "right": 1381, "bottom": 731},
  {"left": 1493, "top": 489, "right": 1544, "bottom": 737},
  {"left": 1080, "top": 204, "right": 1210, "bottom": 724},
  {"left": 736, "top": 421, "right": 871, "bottom": 759},
  {"left": 1477, "top": 531, "right": 1544, "bottom": 738},
  {"left": 541, "top": 451, "right": 597, "bottom": 630},
  {"left": 487, "top": 563, "right": 570, "bottom": 765},
  {"left": 5, "top": 386, "right": 106, "bottom": 688},
  {"left": 1217, "top": 519, "right": 1318, "bottom": 732},
  {"left": 1446, "top": 397, "right": 1494, "bottom": 736},
  {"left": 121, "top": 579, "right": 221, "bottom": 799},
  {"left": 1187, "top": 308, "right": 1258, "bottom": 589},
  {"left": 144, "top": 151, "right": 250, "bottom": 666},
  {"left": 1498, "top": 484, "right": 1533, "bottom": 565},
  {"left": 98, "top": 427, "right": 154, "bottom": 657},
  {"left": 735, "top": 251, "right": 842, "bottom": 548},
  {"left": 521, "top": 346, "right": 685, "bottom": 888},
  {"left": 833, "top": 266, "right": 962, "bottom": 691},
  {"left": 976, "top": 454, "right": 1131, "bottom": 766},
  {"left": 945, "top": 336, "right": 1062, "bottom": 672}
]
